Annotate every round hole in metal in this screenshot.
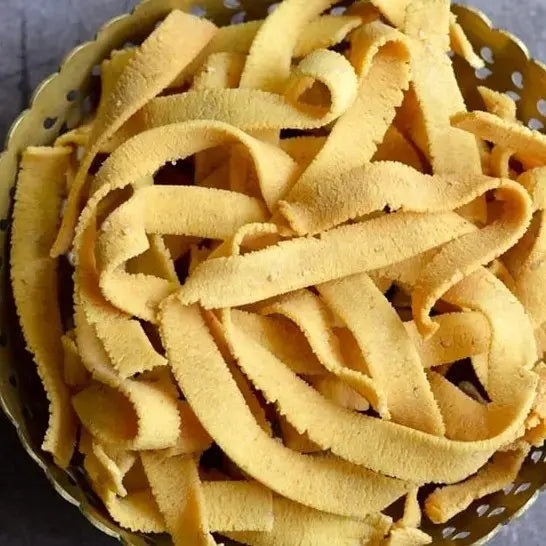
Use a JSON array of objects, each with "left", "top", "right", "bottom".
[
  {"left": 66, "top": 89, "right": 80, "bottom": 102},
  {"left": 512, "top": 71, "right": 524, "bottom": 89},
  {"left": 43, "top": 117, "right": 57, "bottom": 130}
]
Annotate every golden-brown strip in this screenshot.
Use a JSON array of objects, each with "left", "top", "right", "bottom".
[
  {"left": 412, "top": 180, "right": 532, "bottom": 336},
  {"left": 221, "top": 277, "right": 536, "bottom": 483},
  {"left": 261, "top": 290, "right": 386, "bottom": 415},
  {"left": 405, "top": 0, "right": 482, "bottom": 175},
  {"left": 279, "top": 415, "right": 322, "bottom": 453},
  {"left": 427, "top": 372, "right": 496, "bottom": 441},
  {"left": 285, "top": 21, "right": 410, "bottom": 203},
  {"left": 172, "top": 15, "right": 364, "bottom": 86},
  {"left": 239, "top": 0, "right": 338, "bottom": 92},
  {"left": 52, "top": 11, "right": 217, "bottom": 256},
  {"left": 311, "top": 376, "right": 370, "bottom": 412},
  {"left": 222, "top": 309, "right": 528, "bottom": 483},
  {"left": 127, "top": 234, "right": 178, "bottom": 283},
  {"left": 405, "top": 312, "right": 490, "bottom": 368},
  {"left": 179, "top": 211, "right": 474, "bottom": 309},
  {"left": 385, "top": 527, "right": 432, "bottom": 545},
  {"left": 113, "top": 49, "right": 358, "bottom": 143},
  {"left": 449, "top": 14, "right": 484, "bottom": 69},
  {"left": 443, "top": 268, "right": 538, "bottom": 403},
  {"left": 90, "top": 440, "right": 136, "bottom": 497},
  {"left": 202, "top": 481, "right": 273, "bottom": 533},
  {"left": 227, "top": 496, "right": 391, "bottom": 546},
  {"left": 373, "top": 126, "right": 424, "bottom": 171},
  {"left": 280, "top": 161, "right": 503, "bottom": 235},
  {"left": 193, "top": 52, "right": 246, "bottom": 90},
  {"left": 479, "top": 86, "right": 517, "bottom": 121},
  {"left": 402, "top": 487, "right": 422, "bottom": 529},
  {"left": 61, "top": 334, "right": 89, "bottom": 389},
  {"left": 412, "top": 180, "right": 532, "bottom": 335},
  {"left": 368, "top": 0, "right": 410, "bottom": 27},
  {"left": 318, "top": 274, "right": 443, "bottom": 434},
  {"left": 425, "top": 447, "right": 529, "bottom": 523},
  {"left": 97, "top": 487, "right": 165, "bottom": 533},
  {"left": 505, "top": 168, "right": 546, "bottom": 326},
  {"left": 232, "top": 310, "right": 324, "bottom": 375},
  {"left": 97, "top": 185, "right": 268, "bottom": 320},
  {"left": 159, "top": 300, "right": 408, "bottom": 517},
  {"left": 160, "top": 401, "right": 213, "bottom": 457},
  {"left": 452, "top": 110, "right": 546, "bottom": 163},
  {"left": 11, "top": 146, "right": 76, "bottom": 467},
  {"left": 72, "top": 378, "right": 180, "bottom": 450},
  {"left": 141, "top": 453, "right": 212, "bottom": 545}
]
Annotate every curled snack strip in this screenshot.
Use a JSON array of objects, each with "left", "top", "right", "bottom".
[
  {"left": 160, "top": 299, "right": 408, "bottom": 517},
  {"left": 286, "top": 21, "right": 410, "bottom": 201},
  {"left": 112, "top": 48, "right": 358, "bottom": 144},
  {"left": 11, "top": 147, "right": 77, "bottom": 467},
  {"left": 239, "top": 0, "right": 338, "bottom": 92},
  {"left": 425, "top": 447, "right": 529, "bottom": 523},
  {"left": 226, "top": 496, "right": 391, "bottom": 546},
  {"left": 405, "top": 0, "right": 482, "bottom": 176},
  {"left": 404, "top": 312, "right": 490, "bottom": 368},
  {"left": 72, "top": 378, "right": 180, "bottom": 450},
  {"left": 221, "top": 308, "right": 530, "bottom": 483},
  {"left": 452, "top": 110, "right": 546, "bottom": 163},
  {"left": 179, "top": 211, "right": 475, "bottom": 309},
  {"left": 52, "top": 11, "right": 217, "bottom": 256},
  {"left": 141, "top": 453, "right": 213, "bottom": 545},
  {"left": 412, "top": 179, "right": 532, "bottom": 336},
  {"left": 318, "top": 273, "right": 444, "bottom": 435},
  {"left": 261, "top": 290, "right": 387, "bottom": 415},
  {"left": 449, "top": 14, "right": 484, "bottom": 69},
  {"left": 280, "top": 160, "right": 505, "bottom": 235}
]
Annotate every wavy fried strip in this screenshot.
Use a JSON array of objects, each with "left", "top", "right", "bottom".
[
  {"left": 52, "top": 11, "right": 217, "bottom": 256},
  {"left": 318, "top": 273, "right": 444, "bottom": 435},
  {"left": 425, "top": 447, "right": 528, "bottom": 523},
  {"left": 222, "top": 310, "right": 503, "bottom": 483},
  {"left": 412, "top": 180, "right": 532, "bottom": 336},
  {"left": 239, "top": 0, "right": 338, "bottom": 92},
  {"left": 286, "top": 21, "right": 410, "bottom": 202},
  {"left": 452, "top": 110, "right": 546, "bottom": 163},
  {"left": 72, "top": 378, "right": 180, "bottom": 450},
  {"left": 11, "top": 146, "right": 76, "bottom": 467},
  {"left": 159, "top": 300, "right": 408, "bottom": 517},
  {"left": 261, "top": 290, "right": 387, "bottom": 415},
  {"left": 202, "top": 481, "right": 273, "bottom": 533},
  {"left": 172, "top": 14, "right": 364, "bottom": 86},
  {"left": 226, "top": 496, "right": 391, "bottom": 546},
  {"left": 280, "top": 160, "right": 503, "bottom": 236},
  {"left": 449, "top": 14, "right": 484, "bottom": 69},
  {"left": 505, "top": 168, "right": 546, "bottom": 326},
  {"left": 404, "top": 312, "right": 490, "bottom": 368},
  {"left": 141, "top": 453, "right": 213, "bottom": 546},
  {"left": 405, "top": 0, "right": 482, "bottom": 175},
  {"left": 232, "top": 310, "right": 325, "bottom": 375},
  {"left": 113, "top": 49, "right": 358, "bottom": 144},
  {"left": 179, "top": 212, "right": 473, "bottom": 309}
]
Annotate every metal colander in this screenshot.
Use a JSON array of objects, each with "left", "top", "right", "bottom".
[{"left": 1, "top": 1, "right": 545, "bottom": 544}]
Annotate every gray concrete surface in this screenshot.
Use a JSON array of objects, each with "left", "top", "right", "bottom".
[{"left": 0, "top": 0, "right": 545, "bottom": 544}]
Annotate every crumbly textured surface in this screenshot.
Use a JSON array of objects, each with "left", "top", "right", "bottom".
[{"left": 3, "top": 3, "right": 544, "bottom": 544}]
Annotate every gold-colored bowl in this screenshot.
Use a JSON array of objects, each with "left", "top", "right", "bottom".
[{"left": 1, "top": 1, "right": 546, "bottom": 544}]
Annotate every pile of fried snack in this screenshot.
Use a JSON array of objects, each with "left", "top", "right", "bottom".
[{"left": 11, "top": 0, "right": 546, "bottom": 544}]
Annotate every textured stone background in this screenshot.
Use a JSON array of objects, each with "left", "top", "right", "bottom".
[{"left": 1, "top": 0, "right": 545, "bottom": 544}]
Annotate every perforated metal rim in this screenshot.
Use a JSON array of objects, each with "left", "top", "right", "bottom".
[{"left": 1, "top": 1, "right": 546, "bottom": 544}]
